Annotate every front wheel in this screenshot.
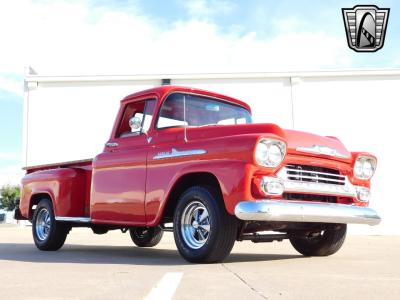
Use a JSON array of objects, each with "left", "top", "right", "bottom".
[
  {"left": 289, "top": 224, "right": 347, "bottom": 256},
  {"left": 32, "top": 199, "right": 70, "bottom": 251},
  {"left": 129, "top": 226, "right": 164, "bottom": 247},
  {"left": 173, "top": 186, "right": 238, "bottom": 263}
]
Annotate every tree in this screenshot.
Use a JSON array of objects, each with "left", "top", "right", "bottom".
[{"left": 0, "top": 184, "right": 20, "bottom": 211}]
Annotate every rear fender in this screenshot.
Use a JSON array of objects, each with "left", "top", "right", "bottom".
[{"left": 20, "top": 168, "right": 88, "bottom": 219}]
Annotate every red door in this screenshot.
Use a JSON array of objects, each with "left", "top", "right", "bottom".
[{"left": 90, "top": 99, "right": 156, "bottom": 225}]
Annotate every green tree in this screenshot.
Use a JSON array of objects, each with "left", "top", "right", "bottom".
[{"left": 0, "top": 184, "right": 20, "bottom": 211}]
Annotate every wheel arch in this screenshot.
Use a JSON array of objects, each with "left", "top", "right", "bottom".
[
  {"left": 29, "top": 192, "right": 54, "bottom": 220},
  {"left": 161, "top": 172, "right": 224, "bottom": 224}
]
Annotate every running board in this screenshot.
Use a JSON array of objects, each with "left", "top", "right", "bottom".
[{"left": 55, "top": 216, "right": 91, "bottom": 223}]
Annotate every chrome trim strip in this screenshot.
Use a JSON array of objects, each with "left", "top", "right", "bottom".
[
  {"left": 234, "top": 200, "right": 381, "bottom": 225},
  {"left": 296, "top": 145, "right": 350, "bottom": 159},
  {"left": 153, "top": 148, "right": 207, "bottom": 160},
  {"left": 55, "top": 216, "right": 91, "bottom": 223}
]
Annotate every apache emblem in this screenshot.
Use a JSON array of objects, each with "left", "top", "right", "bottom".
[{"left": 342, "top": 5, "right": 390, "bottom": 52}]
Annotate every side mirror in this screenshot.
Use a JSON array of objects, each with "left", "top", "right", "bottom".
[{"left": 129, "top": 116, "right": 142, "bottom": 132}]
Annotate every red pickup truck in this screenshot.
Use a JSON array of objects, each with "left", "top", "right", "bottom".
[{"left": 15, "top": 85, "right": 380, "bottom": 263}]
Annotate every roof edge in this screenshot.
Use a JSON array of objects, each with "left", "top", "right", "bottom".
[{"left": 25, "top": 68, "right": 400, "bottom": 83}]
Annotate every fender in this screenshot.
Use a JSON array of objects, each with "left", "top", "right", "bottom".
[
  {"left": 145, "top": 132, "right": 283, "bottom": 226},
  {"left": 20, "top": 168, "right": 88, "bottom": 219},
  {"left": 145, "top": 159, "right": 258, "bottom": 226}
]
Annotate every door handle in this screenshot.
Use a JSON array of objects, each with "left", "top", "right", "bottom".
[{"left": 106, "top": 142, "right": 119, "bottom": 148}]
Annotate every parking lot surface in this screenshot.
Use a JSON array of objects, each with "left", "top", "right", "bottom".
[{"left": 1, "top": 225, "right": 399, "bottom": 300}]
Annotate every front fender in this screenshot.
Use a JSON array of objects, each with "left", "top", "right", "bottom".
[{"left": 145, "top": 159, "right": 258, "bottom": 226}]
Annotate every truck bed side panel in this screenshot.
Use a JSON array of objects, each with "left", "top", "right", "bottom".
[{"left": 20, "top": 168, "right": 91, "bottom": 219}]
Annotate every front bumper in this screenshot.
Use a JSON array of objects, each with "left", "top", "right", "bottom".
[{"left": 234, "top": 200, "right": 381, "bottom": 226}]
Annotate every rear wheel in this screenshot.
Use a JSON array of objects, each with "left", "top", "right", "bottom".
[
  {"left": 129, "top": 226, "right": 164, "bottom": 247},
  {"left": 32, "top": 199, "right": 70, "bottom": 251},
  {"left": 173, "top": 186, "right": 237, "bottom": 263},
  {"left": 290, "top": 224, "right": 347, "bottom": 256}
]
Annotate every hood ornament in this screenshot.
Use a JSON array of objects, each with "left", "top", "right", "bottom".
[{"left": 296, "top": 145, "right": 350, "bottom": 159}]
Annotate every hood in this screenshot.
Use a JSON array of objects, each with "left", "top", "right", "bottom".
[
  {"left": 284, "top": 129, "right": 351, "bottom": 162},
  {"left": 185, "top": 123, "right": 351, "bottom": 162}
]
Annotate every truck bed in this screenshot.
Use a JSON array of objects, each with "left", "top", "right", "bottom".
[{"left": 20, "top": 159, "right": 93, "bottom": 219}]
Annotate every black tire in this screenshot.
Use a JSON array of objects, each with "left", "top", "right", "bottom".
[
  {"left": 290, "top": 224, "right": 347, "bottom": 256},
  {"left": 32, "top": 198, "right": 70, "bottom": 251},
  {"left": 173, "top": 186, "right": 238, "bottom": 263},
  {"left": 129, "top": 226, "right": 164, "bottom": 247}
]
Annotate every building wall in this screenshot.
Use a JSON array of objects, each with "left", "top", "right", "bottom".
[
  {"left": 24, "top": 71, "right": 400, "bottom": 234},
  {"left": 24, "top": 80, "right": 159, "bottom": 165}
]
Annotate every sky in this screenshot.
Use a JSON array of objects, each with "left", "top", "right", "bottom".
[{"left": 0, "top": 0, "right": 399, "bottom": 185}]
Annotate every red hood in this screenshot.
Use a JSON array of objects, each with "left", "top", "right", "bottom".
[
  {"left": 284, "top": 129, "right": 351, "bottom": 162},
  {"left": 185, "top": 123, "right": 351, "bottom": 162}
]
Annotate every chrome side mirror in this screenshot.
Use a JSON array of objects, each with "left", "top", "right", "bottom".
[{"left": 129, "top": 116, "right": 142, "bottom": 132}]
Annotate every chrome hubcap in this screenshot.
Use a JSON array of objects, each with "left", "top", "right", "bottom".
[
  {"left": 181, "top": 201, "right": 210, "bottom": 249},
  {"left": 35, "top": 208, "right": 51, "bottom": 241}
]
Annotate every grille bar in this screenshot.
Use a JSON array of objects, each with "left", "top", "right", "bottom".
[
  {"left": 286, "top": 169, "right": 346, "bottom": 178},
  {"left": 283, "top": 164, "right": 345, "bottom": 186},
  {"left": 286, "top": 174, "right": 345, "bottom": 184}
]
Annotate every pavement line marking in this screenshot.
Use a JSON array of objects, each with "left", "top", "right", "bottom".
[{"left": 144, "top": 272, "right": 183, "bottom": 300}]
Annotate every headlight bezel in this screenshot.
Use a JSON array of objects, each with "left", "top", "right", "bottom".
[
  {"left": 353, "top": 155, "right": 377, "bottom": 180},
  {"left": 255, "top": 138, "right": 287, "bottom": 168}
]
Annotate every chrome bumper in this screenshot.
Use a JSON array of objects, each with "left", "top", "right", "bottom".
[{"left": 234, "top": 200, "right": 381, "bottom": 226}]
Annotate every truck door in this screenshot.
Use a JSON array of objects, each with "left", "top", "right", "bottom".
[{"left": 90, "top": 99, "right": 156, "bottom": 225}]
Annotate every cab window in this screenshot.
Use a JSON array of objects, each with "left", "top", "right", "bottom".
[
  {"left": 157, "top": 93, "right": 252, "bottom": 129},
  {"left": 116, "top": 100, "right": 156, "bottom": 138}
]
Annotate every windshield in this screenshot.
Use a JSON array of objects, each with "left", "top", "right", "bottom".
[{"left": 157, "top": 93, "right": 252, "bottom": 128}]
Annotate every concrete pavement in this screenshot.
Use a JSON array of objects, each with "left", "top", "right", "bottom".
[{"left": 0, "top": 225, "right": 399, "bottom": 299}]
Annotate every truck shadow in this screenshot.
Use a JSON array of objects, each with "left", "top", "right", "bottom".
[{"left": 0, "top": 243, "right": 302, "bottom": 266}]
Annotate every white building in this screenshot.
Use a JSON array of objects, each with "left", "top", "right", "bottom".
[{"left": 23, "top": 68, "right": 400, "bottom": 234}]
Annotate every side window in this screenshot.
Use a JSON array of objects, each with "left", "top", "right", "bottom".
[
  {"left": 116, "top": 100, "right": 156, "bottom": 138},
  {"left": 157, "top": 93, "right": 188, "bottom": 128}
]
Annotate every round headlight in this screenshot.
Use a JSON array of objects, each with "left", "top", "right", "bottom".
[
  {"left": 255, "top": 139, "right": 286, "bottom": 167},
  {"left": 354, "top": 156, "right": 376, "bottom": 180}
]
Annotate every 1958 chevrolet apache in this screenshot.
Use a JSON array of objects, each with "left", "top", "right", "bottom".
[{"left": 15, "top": 85, "right": 380, "bottom": 263}]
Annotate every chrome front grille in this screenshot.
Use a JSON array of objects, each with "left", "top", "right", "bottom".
[
  {"left": 275, "top": 164, "right": 357, "bottom": 199},
  {"left": 284, "top": 164, "right": 345, "bottom": 186}
]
